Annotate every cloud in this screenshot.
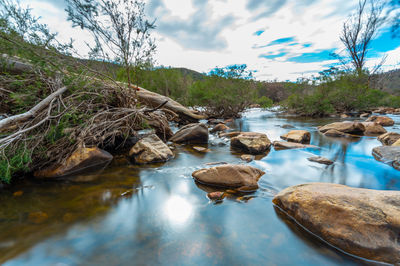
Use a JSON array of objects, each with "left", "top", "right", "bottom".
[
  {"left": 259, "top": 52, "right": 288, "bottom": 60},
  {"left": 246, "top": 0, "right": 288, "bottom": 20}
]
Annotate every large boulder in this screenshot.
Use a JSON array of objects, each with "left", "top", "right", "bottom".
[
  {"left": 280, "top": 130, "right": 311, "bottom": 144},
  {"left": 273, "top": 183, "right": 400, "bottom": 264},
  {"left": 192, "top": 164, "right": 265, "bottom": 188},
  {"left": 377, "top": 132, "right": 400, "bottom": 146},
  {"left": 34, "top": 147, "right": 113, "bottom": 178},
  {"left": 273, "top": 141, "right": 318, "bottom": 150},
  {"left": 366, "top": 116, "right": 395, "bottom": 127},
  {"left": 361, "top": 122, "right": 387, "bottom": 135},
  {"left": 170, "top": 123, "right": 209, "bottom": 144},
  {"left": 318, "top": 121, "right": 365, "bottom": 135},
  {"left": 129, "top": 134, "right": 173, "bottom": 164},
  {"left": 231, "top": 132, "right": 271, "bottom": 154},
  {"left": 211, "top": 123, "right": 229, "bottom": 133},
  {"left": 372, "top": 146, "right": 400, "bottom": 170}
]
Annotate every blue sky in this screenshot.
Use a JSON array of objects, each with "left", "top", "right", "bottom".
[{"left": 20, "top": 0, "right": 400, "bottom": 80}]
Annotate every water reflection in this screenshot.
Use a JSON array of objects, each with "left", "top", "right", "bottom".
[{"left": 3, "top": 109, "right": 400, "bottom": 265}]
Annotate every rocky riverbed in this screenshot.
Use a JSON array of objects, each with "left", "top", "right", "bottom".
[{"left": 1, "top": 108, "right": 400, "bottom": 265}]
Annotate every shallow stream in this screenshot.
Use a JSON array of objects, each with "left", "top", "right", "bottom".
[{"left": 1, "top": 109, "right": 400, "bottom": 265}]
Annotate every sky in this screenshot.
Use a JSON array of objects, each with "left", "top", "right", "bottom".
[{"left": 20, "top": 0, "right": 400, "bottom": 81}]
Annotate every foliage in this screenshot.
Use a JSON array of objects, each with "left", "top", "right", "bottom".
[
  {"left": 65, "top": 0, "right": 156, "bottom": 88},
  {"left": 0, "top": 146, "right": 31, "bottom": 183},
  {"left": 256, "top": 96, "right": 274, "bottom": 108}
]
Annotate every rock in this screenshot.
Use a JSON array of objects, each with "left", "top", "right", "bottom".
[
  {"left": 372, "top": 146, "right": 400, "bottom": 170},
  {"left": 231, "top": 132, "right": 271, "bottom": 155},
  {"left": 219, "top": 131, "right": 241, "bottom": 138},
  {"left": 366, "top": 116, "right": 395, "bottom": 127},
  {"left": 323, "top": 129, "right": 351, "bottom": 138},
  {"left": 318, "top": 121, "right": 365, "bottom": 135},
  {"left": 224, "top": 118, "right": 234, "bottom": 123},
  {"left": 360, "top": 113, "right": 370, "bottom": 118},
  {"left": 28, "top": 211, "right": 48, "bottom": 224},
  {"left": 13, "top": 191, "right": 23, "bottom": 197},
  {"left": 273, "top": 183, "right": 400, "bottom": 264},
  {"left": 207, "top": 118, "right": 223, "bottom": 125},
  {"left": 240, "top": 154, "right": 255, "bottom": 162},
  {"left": 207, "top": 191, "right": 225, "bottom": 201},
  {"left": 34, "top": 147, "right": 113, "bottom": 178},
  {"left": 307, "top": 156, "right": 333, "bottom": 165},
  {"left": 129, "top": 134, "right": 174, "bottom": 164},
  {"left": 361, "top": 122, "right": 387, "bottom": 135},
  {"left": 281, "top": 124, "right": 295, "bottom": 129},
  {"left": 378, "top": 132, "right": 400, "bottom": 146},
  {"left": 273, "top": 141, "right": 318, "bottom": 150},
  {"left": 170, "top": 123, "right": 209, "bottom": 144},
  {"left": 340, "top": 113, "right": 350, "bottom": 118},
  {"left": 280, "top": 130, "right": 311, "bottom": 144},
  {"left": 392, "top": 139, "right": 400, "bottom": 147},
  {"left": 193, "top": 146, "right": 210, "bottom": 153},
  {"left": 192, "top": 164, "right": 265, "bottom": 188},
  {"left": 211, "top": 123, "right": 229, "bottom": 133}
]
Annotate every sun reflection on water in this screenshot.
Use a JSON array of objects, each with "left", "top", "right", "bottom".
[{"left": 164, "top": 195, "right": 193, "bottom": 226}]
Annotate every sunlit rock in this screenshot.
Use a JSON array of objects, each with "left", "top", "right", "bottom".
[
  {"left": 34, "top": 147, "right": 113, "bottom": 178},
  {"left": 170, "top": 123, "right": 209, "bottom": 144},
  {"left": 129, "top": 134, "right": 173, "bottom": 164},
  {"left": 378, "top": 132, "right": 400, "bottom": 146},
  {"left": 273, "top": 183, "right": 400, "bottom": 264},
  {"left": 318, "top": 121, "right": 365, "bottom": 135},
  {"left": 273, "top": 141, "right": 318, "bottom": 150},
  {"left": 207, "top": 191, "right": 225, "bottom": 201},
  {"left": 361, "top": 122, "right": 387, "bottom": 135},
  {"left": 366, "top": 116, "right": 394, "bottom": 127},
  {"left": 240, "top": 154, "right": 255, "bottom": 162},
  {"left": 231, "top": 132, "right": 271, "bottom": 154},
  {"left": 210, "top": 123, "right": 229, "bottom": 133},
  {"left": 192, "top": 164, "right": 264, "bottom": 188},
  {"left": 280, "top": 130, "right": 311, "bottom": 144}
]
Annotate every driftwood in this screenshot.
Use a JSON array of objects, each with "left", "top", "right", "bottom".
[
  {"left": 136, "top": 86, "right": 206, "bottom": 122},
  {"left": 0, "top": 86, "right": 68, "bottom": 132}
]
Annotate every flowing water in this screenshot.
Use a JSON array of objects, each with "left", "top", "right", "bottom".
[{"left": 1, "top": 109, "right": 400, "bottom": 266}]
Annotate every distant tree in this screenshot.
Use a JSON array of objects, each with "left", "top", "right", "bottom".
[
  {"left": 65, "top": 0, "right": 156, "bottom": 92},
  {"left": 338, "top": 0, "right": 385, "bottom": 74},
  {"left": 208, "top": 64, "right": 254, "bottom": 80}
]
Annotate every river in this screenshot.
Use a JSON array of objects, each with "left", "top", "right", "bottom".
[{"left": 1, "top": 108, "right": 399, "bottom": 265}]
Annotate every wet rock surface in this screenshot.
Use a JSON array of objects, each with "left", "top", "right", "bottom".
[
  {"left": 372, "top": 146, "right": 400, "bottom": 170},
  {"left": 273, "top": 141, "right": 318, "bottom": 150},
  {"left": 240, "top": 154, "right": 255, "bottom": 162},
  {"left": 378, "top": 132, "right": 400, "bottom": 145},
  {"left": 170, "top": 123, "right": 209, "bottom": 144},
  {"left": 192, "top": 164, "right": 265, "bottom": 188},
  {"left": 34, "top": 147, "right": 113, "bottom": 178},
  {"left": 230, "top": 132, "right": 271, "bottom": 154},
  {"left": 129, "top": 134, "right": 174, "bottom": 164},
  {"left": 280, "top": 130, "right": 311, "bottom": 143},
  {"left": 307, "top": 156, "right": 333, "bottom": 165},
  {"left": 273, "top": 183, "right": 400, "bottom": 264},
  {"left": 210, "top": 123, "right": 229, "bottom": 133}
]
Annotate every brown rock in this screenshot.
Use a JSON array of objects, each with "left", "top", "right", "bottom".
[
  {"left": 378, "top": 132, "right": 400, "bottom": 146},
  {"left": 280, "top": 130, "right": 311, "bottom": 144},
  {"left": 240, "top": 154, "right": 255, "bottom": 162},
  {"left": 231, "top": 132, "right": 271, "bottom": 154},
  {"left": 307, "top": 156, "right": 333, "bottom": 165},
  {"left": 28, "top": 211, "right": 48, "bottom": 224},
  {"left": 340, "top": 113, "right": 349, "bottom": 118},
  {"left": 318, "top": 121, "right": 365, "bottom": 135},
  {"left": 192, "top": 164, "right": 265, "bottom": 188},
  {"left": 193, "top": 146, "right": 210, "bottom": 153},
  {"left": 211, "top": 123, "right": 229, "bottom": 133},
  {"left": 13, "top": 191, "right": 23, "bottom": 197},
  {"left": 170, "top": 123, "right": 209, "bottom": 144},
  {"left": 129, "top": 134, "right": 174, "bottom": 164},
  {"left": 392, "top": 139, "right": 400, "bottom": 147},
  {"left": 273, "top": 141, "right": 318, "bottom": 150},
  {"left": 219, "top": 131, "right": 241, "bottom": 138},
  {"left": 323, "top": 129, "right": 351, "bottom": 138},
  {"left": 273, "top": 183, "right": 400, "bottom": 264},
  {"left": 34, "top": 147, "right": 113, "bottom": 178},
  {"left": 361, "top": 122, "right": 387, "bottom": 135},
  {"left": 360, "top": 113, "right": 370, "bottom": 118},
  {"left": 366, "top": 116, "right": 395, "bottom": 126},
  {"left": 207, "top": 191, "right": 225, "bottom": 201},
  {"left": 372, "top": 146, "right": 400, "bottom": 170}
]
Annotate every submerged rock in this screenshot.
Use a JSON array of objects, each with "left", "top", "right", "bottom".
[
  {"left": 307, "top": 156, "right": 333, "bottom": 165},
  {"left": 211, "top": 123, "right": 229, "bottom": 133},
  {"left": 318, "top": 121, "right": 365, "bottom": 135},
  {"left": 192, "top": 164, "right": 265, "bottom": 188},
  {"left": 240, "top": 154, "right": 255, "bottom": 162},
  {"left": 129, "top": 134, "right": 173, "bottom": 164},
  {"left": 170, "top": 123, "right": 209, "bottom": 144},
  {"left": 273, "top": 183, "right": 400, "bottom": 264},
  {"left": 280, "top": 130, "right": 311, "bottom": 144},
  {"left": 34, "top": 147, "right": 113, "bottom": 178},
  {"left": 192, "top": 146, "right": 210, "bottom": 153},
  {"left": 366, "top": 116, "right": 395, "bottom": 127},
  {"left": 280, "top": 124, "right": 296, "bottom": 129},
  {"left": 273, "top": 141, "right": 318, "bottom": 150},
  {"left": 231, "top": 132, "right": 271, "bottom": 154},
  {"left": 361, "top": 122, "right": 387, "bottom": 135},
  {"left": 378, "top": 132, "right": 400, "bottom": 146},
  {"left": 207, "top": 191, "right": 225, "bottom": 201}
]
